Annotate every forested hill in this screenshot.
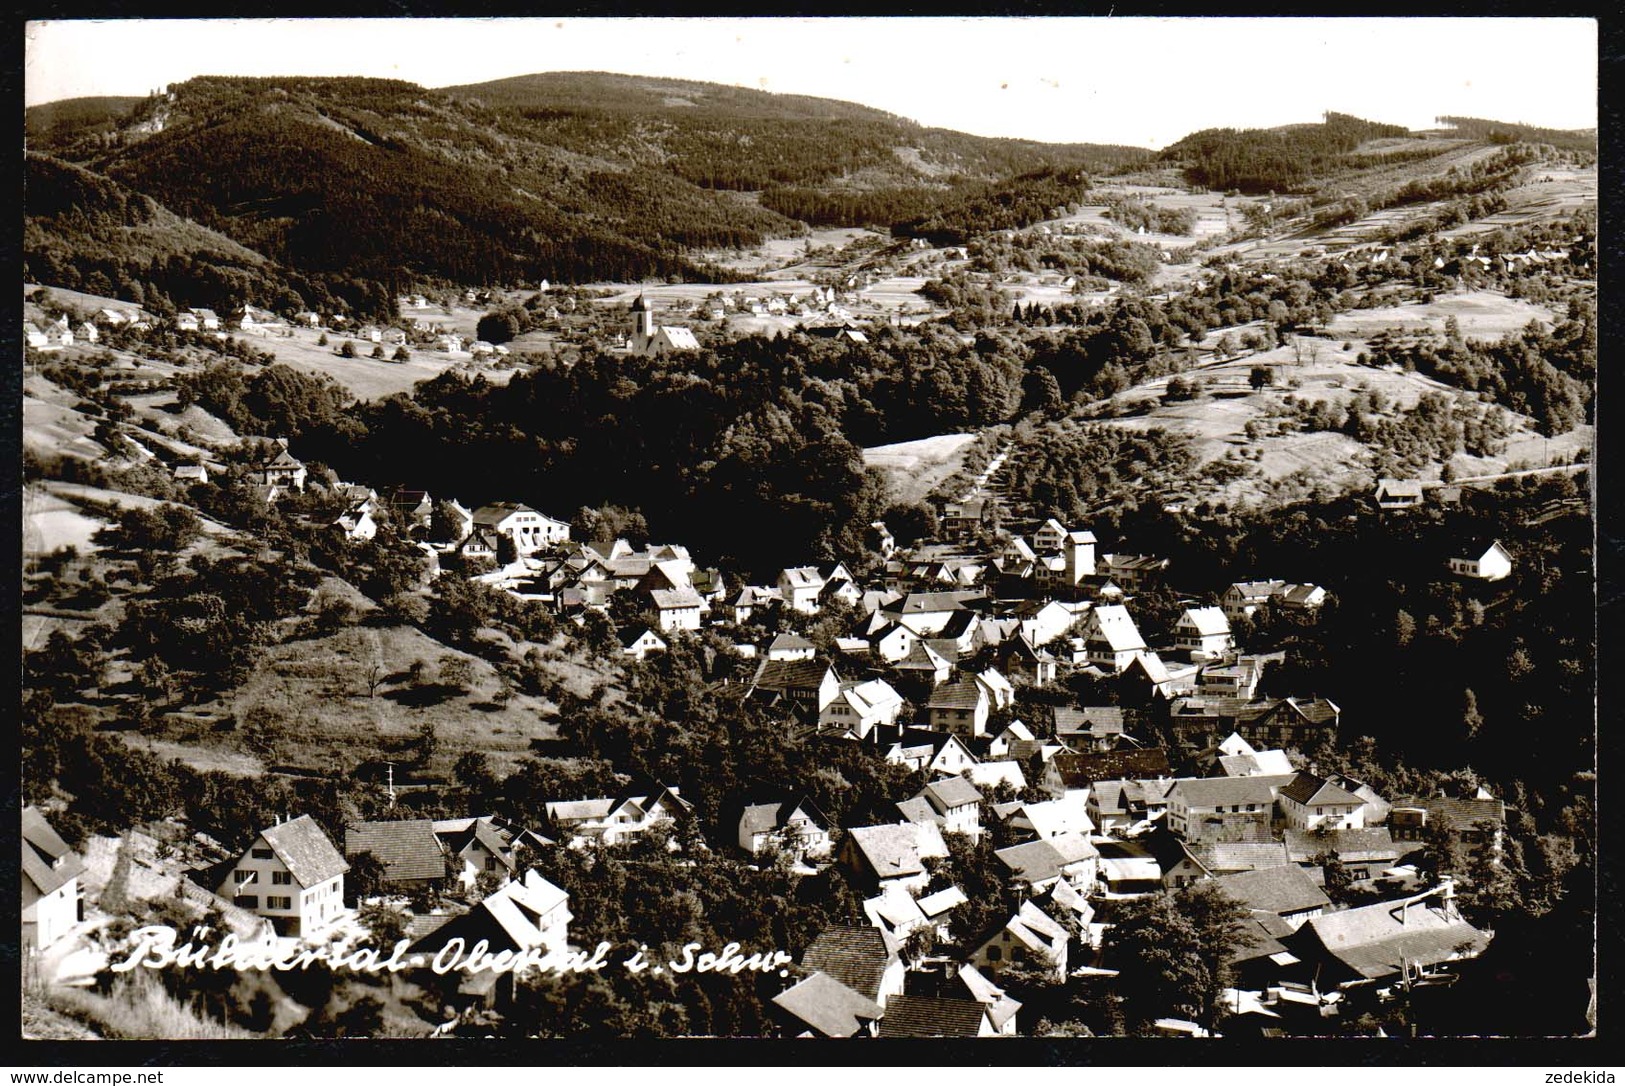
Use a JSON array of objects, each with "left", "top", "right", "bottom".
[
  {"left": 1159, "top": 112, "right": 1412, "bottom": 193},
  {"left": 439, "top": 70, "right": 1154, "bottom": 189},
  {"left": 25, "top": 73, "right": 1151, "bottom": 309}
]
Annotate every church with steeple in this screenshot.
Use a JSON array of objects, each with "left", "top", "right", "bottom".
[{"left": 627, "top": 294, "right": 700, "bottom": 356}]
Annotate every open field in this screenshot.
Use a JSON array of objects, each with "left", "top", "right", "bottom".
[
  {"left": 23, "top": 393, "right": 106, "bottom": 461},
  {"left": 863, "top": 432, "right": 979, "bottom": 506},
  {"left": 24, "top": 282, "right": 150, "bottom": 319},
  {"left": 1325, "top": 290, "right": 1556, "bottom": 340},
  {"left": 23, "top": 485, "right": 109, "bottom": 556},
  {"left": 249, "top": 327, "right": 514, "bottom": 401},
  {"left": 174, "top": 623, "right": 566, "bottom": 780},
  {"left": 696, "top": 226, "right": 881, "bottom": 276},
  {"left": 1439, "top": 165, "right": 1597, "bottom": 238}
]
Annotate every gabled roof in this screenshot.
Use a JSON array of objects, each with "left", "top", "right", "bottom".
[
  {"left": 1169, "top": 775, "right": 1289, "bottom": 808},
  {"left": 779, "top": 566, "right": 825, "bottom": 589},
  {"left": 801, "top": 925, "right": 900, "bottom": 1003},
  {"left": 346, "top": 819, "right": 448, "bottom": 883},
  {"left": 923, "top": 775, "right": 983, "bottom": 812},
  {"left": 1049, "top": 748, "right": 1171, "bottom": 788},
  {"left": 618, "top": 626, "right": 666, "bottom": 650},
  {"left": 258, "top": 815, "right": 349, "bottom": 888},
  {"left": 918, "top": 885, "right": 969, "bottom": 919},
  {"left": 926, "top": 682, "right": 986, "bottom": 711},
  {"left": 740, "top": 798, "right": 828, "bottom": 838},
  {"left": 1054, "top": 706, "right": 1125, "bottom": 736},
  {"left": 995, "top": 833, "right": 1098, "bottom": 884},
  {"left": 1278, "top": 772, "right": 1364, "bottom": 808},
  {"left": 1376, "top": 477, "right": 1424, "bottom": 499},
  {"left": 769, "top": 632, "right": 816, "bottom": 654},
  {"left": 1297, "top": 893, "right": 1491, "bottom": 980},
  {"left": 896, "top": 640, "right": 951, "bottom": 672},
  {"left": 1282, "top": 828, "right": 1400, "bottom": 865},
  {"left": 1179, "top": 606, "right": 1231, "bottom": 637},
  {"left": 1390, "top": 794, "right": 1506, "bottom": 827},
  {"left": 22, "top": 807, "right": 86, "bottom": 897},
  {"left": 895, "top": 796, "right": 939, "bottom": 826},
  {"left": 471, "top": 501, "right": 538, "bottom": 526},
  {"left": 1087, "top": 604, "right": 1146, "bottom": 652},
  {"left": 883, "top": 590, "right": 985, "bottom": 616},
  {"left": 650, "top": 587, "right": 704, "bottom": 610},
  {"left": 845, "top": 822, "right": 949, "bottom": 878},
  {"left": 752, "top": 657, "right": 837, "bottom": 692},
  {"left": 772, "top": 972, "right": 884, "bottom": 1037},
  {"left": 1213, "top": 865, "right": 1331, "bottom": 916},
  {"left": 877, "top": 995, "right": 988, "bottom": 1038},
  {"left": 1188, "top": 841, "right": 1292, "bottom": 873}
]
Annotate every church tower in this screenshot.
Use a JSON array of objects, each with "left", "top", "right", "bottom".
[{"left": 630, "top": 294, "right": 654, "bottom": 351}]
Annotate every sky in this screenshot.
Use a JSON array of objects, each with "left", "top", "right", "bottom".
[{"left": 24, "top": 17, "right": 1598, "bottom": 149}]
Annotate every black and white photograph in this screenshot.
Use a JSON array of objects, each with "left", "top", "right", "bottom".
[{"left": 19, "top": 16, "right": 1598, "bottom": 1051}]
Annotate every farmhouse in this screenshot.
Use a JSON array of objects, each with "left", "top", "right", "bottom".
[
  {"left": 217, "top": 815, "right": 348, "bottom": 939},
  {"left": 472, "top": 503, "right": 571, "bottom": 556},
  {"left": 738, "top": 798, "right": 833, "bottom": 861},
  {"left": 1174, "top": 606, "right": 1234, "bottom": 659},
  {"left": 22, "top": 806, "right": 86, "bottom": 952},
  {"left": 1448, "top": 540, "right": 1513, "bottom": 582},
  {"left": 1374, "top": 478, "right": 1424, "bottom": 510}
]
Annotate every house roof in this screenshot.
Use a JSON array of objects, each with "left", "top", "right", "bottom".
[
  {"left": 895, "top": 796, "right": 939, "bottom": 826},
  {"left": 1391, "top": 795, "right": 1506, "bottom": 827},
  {"left": 769, "top": 632, "right": 816, "bottom": 654},
  {"left": 1278, "top": 772, "right": 1364, "bottom": 808},
  {"left": 346, "top": 819, "right": 447, "bottom": 883},
  {"left": 884, "top": 591, "right": 984, "bottom": 616},
  {"left": 259, "top": 815, "right": 349, "bottom": 888},
  {"left": 846, "top": 822, "right": 948, "bottom": 878},
  {"left": 995, "top": 833, "right": 1098, "bottom": 884},
  {"left": 1297, "top": 893, "right": 1490, "bottom": 980},
  {"left": 780, "top": 566, "right": 825, "bottom": 588},
  {"left": 1235, "top": 697, "right": 1341, "bottom": 727},
  {"left": 918, "top": 886, "right": 969, "bottom": 919},
  {"left": 926, "top": 682, "right": 986, "bottom": 711},
  {"left": 923, "top": 776, "right": 983, "bottom": 811},
  {"left": 1189, "top": 841, "right": 1292, "bottom": 873},
  {"left": 843, "top": 678, "right": 902, "bottom": 714},
  {"left": 1169, "top": 775, "right": 1290, "bottom": 809},
  {"left": 877, "top": 996, "right": 988, "bottom": 1038},
  {"left": 546, "top": 798, "right": 617, "bottom": 823},
  {"left": 1214, "top": 864, "right": 1331, "bottom": 916},
  {"left": 752, "top": 657, "right": 837, "bottom": 692},
  {"left": 1376, "top": 477, "right": 1424, "bottom": 498},
  {"left": 896, "top": 641, "right": 951, "bottom": 672},
  {"left": 801, "top": 925, "right": 900, "bottom": 1003},
  {"left": 471, "top": 501, "right": 537, "bottom": 526},
  {"left": 650, "top": 587, "right": 704, "bottom": 610},
  {"left": 618, "top": 626, "right": 666, "bottom": 650},
  {"left": 1054, "top": 706, "right": 1125, "bottom": 736},
  {"left": 771, "top": 972, "right": 884, "bottom": 1037},
  {"left": 740, "top": 799, "right": 826, "bottom": 839},
  {"left": 1050, "top": 748, "right": 1171, "bottom": 788},
  {"left": 1282, "top": 828, "right": 1401, "bottom": 865},
  {"left": 1087, "top": 605, "right": 1146, "bottom": 652},
  {"left": 1179, "top": 606, "right": 1231, "bottom": 637},
  {"left": 22, "top": 807, "right": 86, "bottom": 897}
]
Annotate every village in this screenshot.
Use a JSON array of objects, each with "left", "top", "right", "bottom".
[{"left": 24, "top": 295, "right": 1528, "bottom": 1039}]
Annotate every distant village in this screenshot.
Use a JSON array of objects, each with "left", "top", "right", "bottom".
[{"left": 26, "top": 303, "right": 1520, "bottom": 1036}]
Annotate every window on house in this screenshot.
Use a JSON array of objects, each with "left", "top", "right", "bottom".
[
  {"left": 987, "top": 946, "right": 1002, "bottom": 962},
  {"left": 235, "top": 895, "right": 259, "bottom": 909},
  {"left": 272, "top": 871, "right": 292, "bottom": 885},
  {"left": 268, "top": 896, "right": 293, "bottom": 911},
  {"left": 233, "top": 871, "right": 257, "bottom": 884},
  {"left": 1013, "top": 947, "right": 1027, "bottom": 962},
  {"left": 251, "top": 848, "right": 273, "bottom": 860}
]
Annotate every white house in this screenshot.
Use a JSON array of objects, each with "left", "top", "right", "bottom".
[
  {"left": 819, "top": 678, "right": 905, "bottom": 739},
  {"left": 471, "top": 502, "right": 571, "bottom": 556},
  {"left": 619, "top": 626, "right": 668, "bottom": 661},
  {"left": 777, "top": 567, "right": 826, "bottom": 613},
  {"left": 408, "top": 869, "right": 570, "bottom": 965},
  {"left": 217, "top": 816, "right": 349, "bottom": 939},
  {"left": 738, "top": 799, "right": 833, "bottom": 861},
  {"left": 22, "top": 807, "right": 86, "bottom": 952},
  {"left": 1174, "top": 606, "right": 1233, "bottom": 660},
  {"left": 650, "top": 587, "right": 704, "bottom": 632},
  {"left": 1081, "top": 604, "right": 1147, "bottom": 673},
  {"left": 1448, "top": 540, "right": 1513, "bottom": 582},
  {"left": 926, "top": 682, "right": 991, "bottom": 740},
  {"left": 897, "top": 776, "right": 984, "bottom": 840},
  {"left": 971, "top": 901, "right": 1070, "bottom": 982},
  {"left": 627, "top": 295, "right": 700, "bottom": 356},
  {"left": 1276, "top": 772, "right": 1367, "bottom": 832}
]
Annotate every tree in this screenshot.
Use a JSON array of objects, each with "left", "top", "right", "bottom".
[
  {"left": 437, "top": 654, "right": 475, "bottom": 694},
  {"left": 1249, "top": 365, "right": 1272, "bottom": 391},
  {"left": 427, "top": 499, "right": 469, "bottom": 545},
  {"left": 1103, "top": 884, "right": 1248, "bottom": 1033},
  {"left": 370, "top": 344, "right": 386, "bottom": 360},
  {"left": 1461, "top": 688, "right": 1484, "bottom": 743},
  {"left": 453, "top": 750, "right": 496, "bottom": 796},
  {"left": 346, "top": 850, "right": 387, "bottom": 905},
  {"left": 338, "top": 341, "right": 356, "bottom": 358},
  {"left": 393, "top": 346, "right": 411, "bottom": 362},
  {"left": 317, "top": 332, "right": 328, "bottom": 347}
]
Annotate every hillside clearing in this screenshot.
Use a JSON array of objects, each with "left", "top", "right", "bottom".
[{"left": 863, "top": 432, "right": 980, "bottom": 506}]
